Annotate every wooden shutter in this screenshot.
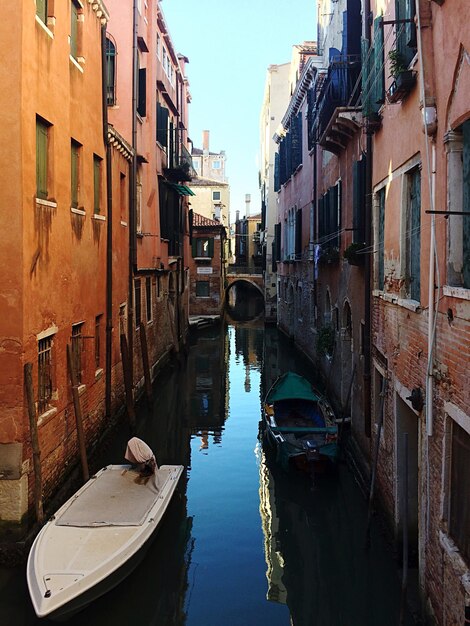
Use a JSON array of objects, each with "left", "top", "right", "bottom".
[
  {"left": 36, "top": 120, "right": 48, "bottom": 200},
  {"left": 93, "top": 156, "right": 101, "bottom": 213},
  {"left": 295, "top": 208, "right": 302, "bottom": 257},
  {"left": 138, "top": 68, "right": 147, "bottom": 117},
  {"left": 36, "top": 0, "right": 47, "bottom": 22},
  {"left": 157, "top": 103, "right": 168, "bottom": 147},
  {"left": 373, "top": 17, "right": 385, "bottom": 105},
  {"left": 274, "top": 152, "right": 280, "bottom": 192},
  {"left": 353, "top": 158, "right": 366, "bottom": 243},
  {"left": 191, "top": 238, "right": 197, "bottom": 257},
  {"left": 463, "top": 121, "right": 470, "bottom": 288},
  {"left": 408, "top": 168, "right": 421, "bottom": 300},
  {"left": 70, "top": 1, "right": 78, "bottom": 59},
  {"left": 279, "top": 140, "right": 286, "bottom": 186},
  {"left": 71, "top": 142, "right": 79, "bottom": 208},
  {"left": 292, "top": 113, "right": 302, "bottom": 171},
  {"left": 208, "top": 238, "right": 214, "bottom": 258}
]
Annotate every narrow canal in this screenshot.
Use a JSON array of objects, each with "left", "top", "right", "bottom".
[{"left": 0, "top": 318, "right": 415, "bottom": 625}]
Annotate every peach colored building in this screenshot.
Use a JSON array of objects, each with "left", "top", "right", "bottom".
[{"left": 105, "top": 0, "right": 192, "bottom": 384}]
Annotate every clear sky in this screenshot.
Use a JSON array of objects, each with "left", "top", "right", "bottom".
[{"left": 162, "top": 0, "right": 317, "bottom": 222}]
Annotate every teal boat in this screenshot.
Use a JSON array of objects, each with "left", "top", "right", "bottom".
[{"left": 264, "top": 372, "right": 338, "bottom": 473}]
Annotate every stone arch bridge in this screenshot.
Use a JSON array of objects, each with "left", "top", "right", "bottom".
[{"left": 225, "top": 267, "right": 264, "bottom": 296}]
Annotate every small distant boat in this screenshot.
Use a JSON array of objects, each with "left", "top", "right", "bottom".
[
  {"left": 264, "top": 372, "right": 338, "bottom": 473},
  {"left": 27, "top": 439, "right": 183, "bottom": 620}
]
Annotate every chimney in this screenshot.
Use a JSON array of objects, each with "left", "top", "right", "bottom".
[
  {"left": 202, "top": 130, "right": 209, "bottom": 155},
  {"left": 236, "top": 210, "right": 240, "bottom": 223},
  {"left": 245, "top": 194, "right": 251, "bottom": 217}
]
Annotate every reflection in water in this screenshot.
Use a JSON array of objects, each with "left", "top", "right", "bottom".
[
  {"left": 0, "top": 321, "right": 414, "bottom": 626},
  {"left": 226, "top": 282, "right": 265, "bottom": 322}
]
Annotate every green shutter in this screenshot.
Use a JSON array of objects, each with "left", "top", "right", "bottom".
[
  {"left": 71, "top": 142, "right": 79, "bottom": 208},
  {"left": 462, "top": 121, "right": 470, "bottom": 288},
  {"left": 93, "top": 156, "right": 101, "bottom": 214},
  {"left": 37, "top": 0, "right": 47, "bottom": 22},
  {"left": 36, "top": 120, "right": 48, "bottom": 200},
  {"left": 373, "top": 17, "right": 385, "bottom": 105},
  {"left": 138, "top": 68, "right": 147, "bottom": 117},
  {"left": 157, "top": 103, "right": 169, "bottom": 147},
  {"left": 208, "top": 238, "right": 214, "bottom": 258},
  {"left": 192, "top": 238, "right": 197, "bottom": 257},
  {"left": 70, "top": 1, "right": 78, "bottom": 59},
  {"left": 409, "top": 169, "right": 421, "bottom": 300}
]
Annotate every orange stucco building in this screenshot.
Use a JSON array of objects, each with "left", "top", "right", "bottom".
[{"left": 0, "top": 0, "right": 192, "bottom": 535}]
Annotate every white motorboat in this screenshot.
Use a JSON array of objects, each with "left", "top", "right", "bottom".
[{"left": 27, "top": 462, "right": 183, "bottom": 620}]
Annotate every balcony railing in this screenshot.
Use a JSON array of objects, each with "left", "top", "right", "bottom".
[
  {"left": 165, "top": 132, "right": 197, "bottom": 182},
  {"left": 315, "top": 55, "right": 361, "bottom": 141}
]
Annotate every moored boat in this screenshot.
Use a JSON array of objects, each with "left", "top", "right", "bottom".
[
  {"left": 27, "top": 440, "right": 183, "bottom": 620},
  {"left": 264, "top": 372, "right": 338, "bottom": 473}
]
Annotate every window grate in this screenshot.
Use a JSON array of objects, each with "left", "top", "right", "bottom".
[
  {"left": 38, "top": 337, "right": 53, "bottom": 414},
  {"left": 72, "top": 323, "right": 83, "bottom": 384}
]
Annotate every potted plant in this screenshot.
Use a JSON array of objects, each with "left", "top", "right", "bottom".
[
  {"left": 320, "top": 246, "right": 340, "bottom": 264},
  {"left": 387, "top": 49, "right": 416, "bottom": 102},
  {"left": 343, "top": 242, "right": 366, "bottom": 266}
]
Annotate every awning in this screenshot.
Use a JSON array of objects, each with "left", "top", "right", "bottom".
[{"left": 168, "top": 183, "right": 195, "bottom": 196}]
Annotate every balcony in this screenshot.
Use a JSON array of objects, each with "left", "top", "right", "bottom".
[
  {"left": 164, "top": 131, "right": 197, "bottom": 182},
  {"left": 316, "top": 56, "right": 362, "bottom": 154}
]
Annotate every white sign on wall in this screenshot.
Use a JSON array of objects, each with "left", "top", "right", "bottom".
[{"left": 197, "top": 267, "right": 213, "bottom": 274}]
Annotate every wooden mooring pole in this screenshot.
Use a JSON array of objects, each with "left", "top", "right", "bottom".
[
  {"left": 24, "top": 363, "right": 44, "bottom": 525},
  {"left": 399, "top": 432, "right": 409, "bottom": 625},
  {"left": 365, "top": 376, "right": 388, "bottom": 549},
  {"left": 139, "top": 322, "right": 153, "bottom": 403},
  {"left": 66, "top": 344, "right": 89, "bottom": 482},
  {"left": 120, "top": 333, "right": 136, "bottom": 432}
]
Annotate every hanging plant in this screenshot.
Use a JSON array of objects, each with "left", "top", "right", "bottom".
[
  {"left": 388, "top": 49, "right": 407, "bottom": 78},
  {"left": 317, "top": 325, "right": 335, "bottom": 357},
  {"left": 343, "top": 242, "right": 366, "bottom": 266}
]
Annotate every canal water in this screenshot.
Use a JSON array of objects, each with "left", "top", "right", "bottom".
[{"left": 0, "top": 319, "right": 415, "bottom": 626}]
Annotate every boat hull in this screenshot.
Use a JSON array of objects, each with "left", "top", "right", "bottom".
[{"left": 27, "top": 464, "right": 183, "bottom": 620}]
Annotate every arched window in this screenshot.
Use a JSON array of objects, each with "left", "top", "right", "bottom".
[{"left": 106, "top": 36, "right": 117, "bottom": 106}]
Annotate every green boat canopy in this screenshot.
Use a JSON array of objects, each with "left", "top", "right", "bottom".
[{"left": 266, "top": 372, "right": 320, "bottom": 403}]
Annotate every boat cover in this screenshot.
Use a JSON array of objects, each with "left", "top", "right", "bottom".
[
  {"left": 56, "top": 466, "right": 168, "bottom": 528},
  {"left": 266, "top": 372, "right": 320, "bottom": 403}
]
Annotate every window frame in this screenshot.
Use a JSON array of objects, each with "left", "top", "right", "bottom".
[
  {"left": 93, "top": 154, "right": 102, "bottom": 214},
  {"left": 196, "top": 280, "right": 210, "bottom": 298},
  {"left": 105, "top": 36, "right": 117, "bottom": 106},
  {"left": 38, "top": 334, "right": 54, "bottom": 414},
  {"left": 71, "top": 139, "right": 81, "bottom": 209},
  {"left": 145, "top": 276, "right": 152, "bottom": 323},
  {"left": 36, "top": 117, "right": 50, "bottom": 201},
  {"left": 134, "top": 279, "right": 142, "bottom": 329},
  {"left": 71, "top": 322, "right": 84, "bottom": 385}
]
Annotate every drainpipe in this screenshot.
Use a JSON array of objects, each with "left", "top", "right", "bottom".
[
  {"left": 101, "top": 24, "right": 113, "bottom": 419},
  {"left": 127, "top": 0, "right": 139, "bottom": 379},
  {"left": 363, "top": 0, "right": 372, "bottom": 438}
]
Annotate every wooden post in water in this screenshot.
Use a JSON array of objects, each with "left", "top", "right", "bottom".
[
  {"left": 399, "top": 433, "right": 409, "bottom": 625},
  {"left": 365, "top": 376, "right": 388, "bottom": 549},
  {"left": 66, "top": 344, "right": 89, "bottom": 482},
  {"left": 139, "top": 322, "right": 153, "bottom": 403},
  {"left": 120, "top": 333, "right": 136, "bottom": 431},
  {"left": 24, "top": 363, "right": 44, "bottom": 525}
]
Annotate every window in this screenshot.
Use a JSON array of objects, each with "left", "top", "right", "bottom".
[
  {"left": 138, "top": 66, "right": 147, "bottom": 117},
  {"left": 192, "top": 238, "right": 214, "bottom": 258},
  {"left": 405, "top": 168, "right": 421, "bottom": 301},
  {"left": 353, "top": 158, "right": 367, "bottom": 244},
  {"left": 212, "top": 160, "right": 221, "bottom": 169},
  {"left": 156, "top": 103, "right": 169, "bottom": 147},
  {"left": 71, "top": 140, "right": 81, "bottom": 209},
  {"left": 36, "top": 0, "right": 47, "bottom": 23},
  {"left": 395, "top": 0, "right": 417, "bottom": 68},
  {"left": 196, "top": 281, "right": 210, "bottom": 297},
  {"left": 295, "top": 207, "right": 302, "bottom": 259},
  {"left": 377, "top": 187, "right": 385, "bottom": 290},
  {"left": 119, "top": 303, "right": 127, "bottom": 337},
  {"left": 136, "top": 168, "right": 142, "bottom": 232},
  {"left": 70, "top": 1, "right": 79, "bottom": 60},
  {"left": 156, "top": 33, "right": 161, "bottom": 59},
  {"left": 36, "top": 117, "right": 49, "bottom": 200},
  {"left": 445, "top": 123, "right": 470, "bottom": 289},
  {"left": 212, "top": 191, "right": 221, "bottom": 201},
  {"left": 120, "top": 172, "right": 126, "bottom": 221},
  {"left": 93, "top": 155, "right": 102, "bottom": 214},
  {"left": 105, "top": 37, "right": 117, "bottom": 106},
  {"left": 156, "top": 275, "right": 161, "bottom": 299},
  {"left": 145, "top": 277, "right": 152, "bottom": 322},
  {"left": 71, "top": 323, "right": 84, "bottom": 384},
  {"left": 38, "top": 335, "right": 53, "bottom": 414},
  {"left": 94, "top": 315, "right": 102, "bottom": 369},
  {"left": 134, "top": 279, "right": 142, "bottom": 328},
  {"left": 318, "top": 182, "right": 341, "bottom": 251},
  {"left": 449, "top": 421, "right": 470, "bottom": 563}
]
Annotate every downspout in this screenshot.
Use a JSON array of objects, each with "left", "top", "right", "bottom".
[
  {"left": 128, "top": 0, "right": 138, "bottom": 378},
  {"left": 363, "top": 0, "right": 372, "bottom": 438},
  {"left": 102, "top": 24, "right": 113, "bottom": 419}
]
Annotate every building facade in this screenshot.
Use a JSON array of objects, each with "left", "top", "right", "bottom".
[
  {"left": 0, "top": 0, "right": 193, "bottom": 535},
  {"left": 271, "top": 0, "right": 470, "bottom": 623},
  {"left": 188, "top": 213, "right": 227, "bottom": 317},
  {"left": 259, "top": 62, "right": 291, "bottom": 324}
]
